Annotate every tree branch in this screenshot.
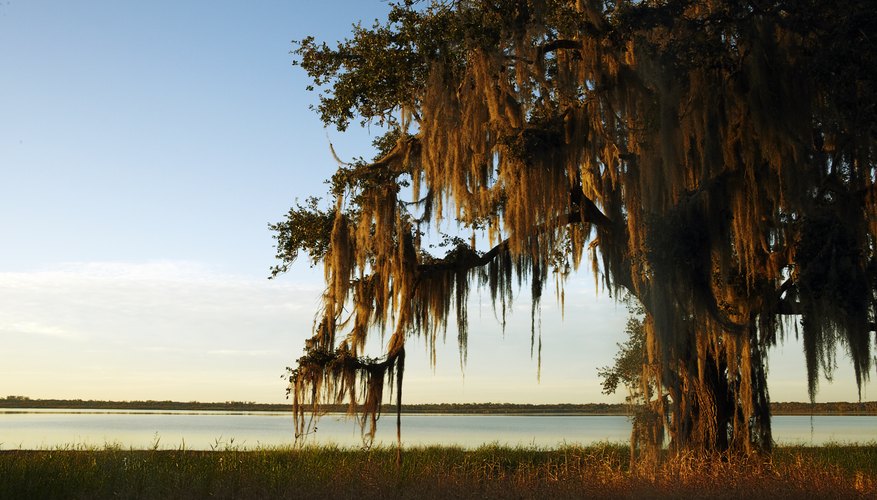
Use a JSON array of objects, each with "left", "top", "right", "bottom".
[
  {"left": 536, "top": 39, "right": 584, "bottom": 59},
  {"left": 417, "top": 202, "right": 613, "bottom": 275}
]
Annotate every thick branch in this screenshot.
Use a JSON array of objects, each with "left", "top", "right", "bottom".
[
  {"left": 536, "top": 39, "right": 584, "bottom": 59},
  {"left": 417, "top": 201, "right": 613, "bottom": 275},
  {"left": 372, "top": 135, "right": 421, "bottom": 170}
]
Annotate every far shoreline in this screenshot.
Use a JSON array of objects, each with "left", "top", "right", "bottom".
[{"left": 2, "top": 397, "right": 876, "bottom": 416}]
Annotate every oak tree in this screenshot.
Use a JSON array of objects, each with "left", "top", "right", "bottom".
[{"left": 274, "top": 0, "right": 877, "bottom": 456}]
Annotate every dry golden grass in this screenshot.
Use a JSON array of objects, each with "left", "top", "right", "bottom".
[{"left": 0, "top": 443, "right": 874, "bottom": 499}]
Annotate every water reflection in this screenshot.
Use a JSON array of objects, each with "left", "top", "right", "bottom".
[{"left": 1, "top": 409, "right": 875, "bottom": 450}]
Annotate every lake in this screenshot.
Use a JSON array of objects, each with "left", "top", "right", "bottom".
[{"left": 1, "top": 409, "right": 875, "bottom": 450}]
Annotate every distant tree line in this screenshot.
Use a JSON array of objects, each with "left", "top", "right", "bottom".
[{"left": 3, "top": 397, "right": 876, "bottom": 415}]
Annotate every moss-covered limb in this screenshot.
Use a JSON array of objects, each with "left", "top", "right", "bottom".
[
  {"left": 415, "top": 202, "right": 611, "bottom": 275},
  {"left": 289, "top": 340, "right": 406, "bottom": 445}
]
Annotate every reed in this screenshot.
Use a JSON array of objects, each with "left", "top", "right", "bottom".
[{"left": 1, "top": 443, "right": 874, "bottom": 499}]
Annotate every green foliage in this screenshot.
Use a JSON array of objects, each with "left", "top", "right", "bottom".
[
  {"left": 292, "top": 2, "right": 434, "bottom": 131},
  {"left": 269, "top": 197, "right": 334, "bottom": 277},
  {"left": 2, "top": 395, "right": 30, "bottom": 402},
  {"left": 597, "top": 304, "right": 646, "bottom": 404}
]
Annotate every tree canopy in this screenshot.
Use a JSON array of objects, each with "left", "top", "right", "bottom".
[{"left": 274, "top": 0, "right": 876, "bottom": 455}]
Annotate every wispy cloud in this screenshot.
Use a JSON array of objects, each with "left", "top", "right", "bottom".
[
  {"left": 207, "top": 349, "right": 277, "bottom": 357},
  {"left": 1, "top": 321, "right": 79, "bottom": 340},
  {"left": 0, "top": 261, "right": 320, "bottom": 402}
]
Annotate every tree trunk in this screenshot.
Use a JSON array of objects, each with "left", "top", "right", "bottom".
[{"left": 641, "top": 317, "right": 772, "bottom": 457}]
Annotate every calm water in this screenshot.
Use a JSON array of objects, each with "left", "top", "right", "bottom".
[{"left": 1, "top": 410, "right": 875, "bottom": 450}]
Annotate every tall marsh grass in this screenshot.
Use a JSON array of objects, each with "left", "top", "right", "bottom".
[{"left": 1, "top": 443, "right": 874, "bottom": 498}]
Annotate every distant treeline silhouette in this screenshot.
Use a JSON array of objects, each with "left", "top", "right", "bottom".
[{"left": 2, "top": 396, "right": 876, "bottom": 415}]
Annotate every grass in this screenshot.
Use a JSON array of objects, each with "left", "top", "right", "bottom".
[{"left": 0, "top": 443, "right": 875, "bottom": 499}]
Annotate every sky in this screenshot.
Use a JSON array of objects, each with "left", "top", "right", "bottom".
[{"left": 0, "top": 0, "right": 870, "bottom": 405}]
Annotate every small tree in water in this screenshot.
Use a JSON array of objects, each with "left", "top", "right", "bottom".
[{"left": 274, "top": 0, "right": 877, "bottom": 457}]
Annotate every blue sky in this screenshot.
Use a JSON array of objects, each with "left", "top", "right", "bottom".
[{"left": 0, "top": 0, "right": 869, "bottom": 404}]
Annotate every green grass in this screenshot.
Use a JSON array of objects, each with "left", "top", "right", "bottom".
[
  {"left": 1, "top": 443, "right": 875, "bottom": 499},
  {"left": 773, "top": 442, "right": 877, "bottom": 476}
]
